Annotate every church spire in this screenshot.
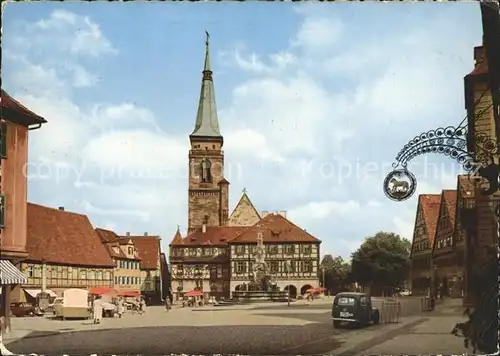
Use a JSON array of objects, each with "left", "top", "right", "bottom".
[{"left": 190, "top": 31, "right": 221, "bottom": 139}]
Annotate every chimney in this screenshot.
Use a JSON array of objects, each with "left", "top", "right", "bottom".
[
  {"left": 126, "top": 232, "right": 130, "bottom": 236},
  {"left": 144, "top": 232, "right": 148, "bottom": 236},
  {"left": 202, "top": 223, "right": 207, "bottom": 233},
  {"left": 58, "top": 207, "right": 64, "bottom": 211},
  {"left": 473, "top": 46, "right": 484, "bottom": 67}
]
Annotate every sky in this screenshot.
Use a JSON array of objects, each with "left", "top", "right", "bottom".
[{"left": 2, "top": 2, "right": 482, "bottom": 259}]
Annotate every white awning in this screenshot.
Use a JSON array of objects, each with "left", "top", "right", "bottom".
[
  {"left": 0, "top": 260, "right": 28, "bottom": 285},
  {"left": 24, "top": 289, "right": 57, "bottom": 298}
]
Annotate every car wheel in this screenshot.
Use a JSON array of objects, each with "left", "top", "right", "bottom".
[
  {"left": 333, "top": 320, "right": 341, "bottom": 328},
  {"left": 373, "top": 311, "right": 380, "bottom": 324},
  {"left": 28, "top": 311, "right": 35, "bottom": 317}
]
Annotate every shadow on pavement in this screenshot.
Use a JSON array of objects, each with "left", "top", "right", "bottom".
[{"left": 7, "top": 324, "right": 344, "bottom": 355}]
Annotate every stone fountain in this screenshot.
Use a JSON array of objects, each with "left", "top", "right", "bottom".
[{"left": 231, "top": 233, "right": 289, "bottom": 303}]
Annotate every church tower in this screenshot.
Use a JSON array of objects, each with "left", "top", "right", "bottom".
[{"left": 187, "top": 32, "right": 229, "bottom": 235}]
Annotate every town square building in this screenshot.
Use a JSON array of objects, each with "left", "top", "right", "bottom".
[
  {"left": 169, "top": 35, "right": 321, "bottom": 300},
  {"left": 0, "top": 90, "right": 48, "bottom": 335}
]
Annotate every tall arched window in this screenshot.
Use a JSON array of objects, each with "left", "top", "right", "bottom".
[{"left": 200, "top": 158, "right": 212, "bottom": 183}]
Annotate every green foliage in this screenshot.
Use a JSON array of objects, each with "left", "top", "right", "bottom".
[
  {"left": 319, "top": 254, "right": 351, "bottom": 290},
  {"left": 350, "top": 231, "right": 411, "bottom": 287}
]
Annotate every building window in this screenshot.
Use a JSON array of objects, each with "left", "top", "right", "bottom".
[
  {"left": 203, "top": 248, "right": 213, "bottom": 256},
  {"left": 300, "top": 245, "right": 312, "bottom": 255},
  {"left": 128, "top": 247, "right": 134, "bottom": 255},
  {"left": 285, "top": 245, "right": 295, "bottom": 254},
  {"left": 51, "top": 266, "right": 57, "bottom": 278},
  {"left": 88, "top": 270, "right": 96, "bottom": 280},
  {"left": 1, "top": 122, "right": 7, "bottom": 158},
  {"left": 25, "top": 265, "right": 34, "bottom": 277},
  {"left": 301, "top": 260, "right": 313, "bottom": 273},
  {"left": 194, "top": 265, "right": 203, "bottom": 277},
  {"left": 267, "top": 245, "right": 278, "bottom": 254},
  {"left": 96, "top": 271, "right": 102, "bottom": 280},
  {"left": 68, "top": 267, "right": 73, "bottom": 280},
  {"left": 195, "top": 280, "right": 203, "bottom": 290},
  {"left": 0, "top": 194, "right": 5, "bottom": 228},
  {"left": 235, "top": 262, "right": 246, "bottom": 274},
  {"left": 200, "top": 158, "right": 212, "bottom": 183},
  {"left": 80, "top": 269, "right": 87, "bottom": 280},
  {"left": 175, "top": 248, "right": 184, "bottom": 257},
  {"left": 270, "top": 261, "right": 279, "bottom": 273},
  {"left": 176, "top": 265, "right": 184, "bottom": 276},
  {"left": 189, "top": 248, "right": 197, "bottom": 257},
  {"left": 235, "top": 246, "right": 245, "bottom": 255}
]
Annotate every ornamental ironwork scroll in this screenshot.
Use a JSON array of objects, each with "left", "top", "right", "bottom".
[{"left": 383, "top": 125, "right": 499, "bottom": 201}]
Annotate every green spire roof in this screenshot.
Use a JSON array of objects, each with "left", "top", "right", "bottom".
[{"left": 191, "top": 31, "right": 221, "bottom": 138}]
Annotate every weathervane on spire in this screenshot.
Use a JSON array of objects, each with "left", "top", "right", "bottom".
[{"left": 205, "top": 30, "right": 210, "bottom": 46}]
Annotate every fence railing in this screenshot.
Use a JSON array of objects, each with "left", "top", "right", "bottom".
[{"left": 381, "top": 297, "right": 401, "bottom": 323}]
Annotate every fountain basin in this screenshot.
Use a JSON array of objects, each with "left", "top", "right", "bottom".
[{"left": 231, "top": 290, "right": 289, "bottom": 303}]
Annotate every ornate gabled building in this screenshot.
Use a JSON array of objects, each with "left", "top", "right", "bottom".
[
  {"left": 431, "top": 190, "right": 459, "bottom": 297},
  {"left": 228, "top": 190, "right": 261, "bottom": 227},
  {"left": 169, "top": 34, "right": 321, "bottom": 300},
  {"left": 228, "top": 213, "right": 321, "bottom": 298},
  {"left": 120, "top": 233, "right": 162, "bottom": 304},
  {"left": 409, "top": 194, "right": 440, "bottom": 296},
  {"left": 95, "top": 228, "right": 142, "bottom": 293}
]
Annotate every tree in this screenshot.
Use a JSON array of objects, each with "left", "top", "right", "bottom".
[
  {"left": 350, "top": 232, "right": 411, "bottom": 289},
  {"left": 319, "top": 254, "right": 351, "bottom": 292}
]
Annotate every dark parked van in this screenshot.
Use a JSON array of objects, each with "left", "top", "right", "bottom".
[{"left": 331, "top": 292, "right": 380, "bottom": 328}]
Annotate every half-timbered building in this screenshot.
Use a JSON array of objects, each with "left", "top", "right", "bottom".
[
  {"left": 168, "top": 35, "right": 321, "bottom": 301},
  {"left": 409, "top": 194, "right": 440, "bottom": 296},
  {"left": 228, "top": 213, "right": 321, "bottom": 298},
  {"left": 463, "top": 44, "right": 499, "bottom": 307},
  {"left": 432, "top": 190, "right": 460, "bottom": 297}
]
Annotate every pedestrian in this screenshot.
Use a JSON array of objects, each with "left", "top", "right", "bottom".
[
  {"left": 93, "top": 296, "right": 103, "bottom": 324},
  {"left": 165, "top": 297, "right": 171, "bottom": 312},
  {"left": 117, "top": 297, "right": 124, "bottom": 318},
  {"left": 139, "top": 297, "right": 146, "bottom": 314}
]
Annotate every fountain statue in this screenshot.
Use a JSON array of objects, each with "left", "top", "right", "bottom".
[
  {"left": 248, "top": 232, "right": 272, "bottom": 291},
  {"left": 229, "top": 229, "right": 288, "bottom": 303}
]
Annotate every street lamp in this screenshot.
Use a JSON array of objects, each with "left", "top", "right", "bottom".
[{"left": 320, "top": 265, "right": 326, "bottom": 299}]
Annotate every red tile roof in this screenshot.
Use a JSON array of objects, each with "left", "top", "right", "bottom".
[
  {"left": 170, "top": 226, "right": 183, "bottom": 245},
  {"left": 120, "top": 235, "right": 161, "bottom": 270},
  {"left": 95, "top": 228, "right": 140, "bottom": 260},
  {"left": 1, "top": 89, "right": 47, "bottom": 125},
  {"left": 95, "top": 228, "right": 119, "bottom": 243},
  {"left": 171, "top": 227, "right": 247, "bottom": 246},
  {"left": 229, "top": 213, "right": 321, "bottom": 244},
  {"left": 419, "top": 194, "right": 441, "bottom": 245},
  {"left": 27, "top": 204, "right": 114, "bottom": 267}
]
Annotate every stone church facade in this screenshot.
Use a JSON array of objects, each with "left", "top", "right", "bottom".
[{"left": 169, "top": 35, "right": 321, "bottom": 300}]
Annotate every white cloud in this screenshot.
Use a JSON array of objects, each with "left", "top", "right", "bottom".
[
  {"left": 33, "top": 9, "right": 117, "bottom": 57},
  {"left": 71, "top": 64, "right": 99, "bottom": 88},
  {"left": 292, "top": 16, "right": 344, "bottom": 51},
  {"left": 288, "top": 200, "right": 361, "bottom": 222}
]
